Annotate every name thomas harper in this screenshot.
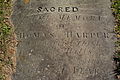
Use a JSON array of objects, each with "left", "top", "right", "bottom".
[{"left": 37, "top": 7, "right": 79, "bottom": 13}]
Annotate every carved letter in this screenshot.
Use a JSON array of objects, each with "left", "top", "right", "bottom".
[{"left": 72, "top": 7, "right": 78, "bottom": 12}]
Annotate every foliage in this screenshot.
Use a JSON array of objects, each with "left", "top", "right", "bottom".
[
  {"left": 0, "top": 0, "right": 16, "bottom": 80},
  {"left": 112, "top": 0, "right": 120, "bottom": 79}
]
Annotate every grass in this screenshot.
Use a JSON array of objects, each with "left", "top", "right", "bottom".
[
  {"left": 111, "top": 0, "right": 120, "bottom": 79},
  {"left": 0, "top": 0, "right": 17, "bottom": 80}
]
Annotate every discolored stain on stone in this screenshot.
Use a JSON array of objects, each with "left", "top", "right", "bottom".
[{"left": 23, "top": 0, "right": 30, "bottom": 4}]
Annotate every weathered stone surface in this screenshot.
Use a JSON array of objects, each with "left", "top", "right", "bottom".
[{"left": 11, "top": 0, "right": 116, "bottom": 80}]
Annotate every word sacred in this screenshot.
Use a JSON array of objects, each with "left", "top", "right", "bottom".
[{"left": 37, "top": 7, "right": 79, "bottom": 13}]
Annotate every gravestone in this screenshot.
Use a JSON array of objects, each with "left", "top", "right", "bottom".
[{"left": 11, "top": 0, "right": 116, "bottom": 80}]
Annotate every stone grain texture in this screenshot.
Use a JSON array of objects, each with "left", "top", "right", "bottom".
[{"left": 11, "top": 0, "right": 116, "bottom": 80}]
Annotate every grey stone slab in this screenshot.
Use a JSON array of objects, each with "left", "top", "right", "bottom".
[{"left": 11, "top": 0, "right": 116, "bottom": 80}]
